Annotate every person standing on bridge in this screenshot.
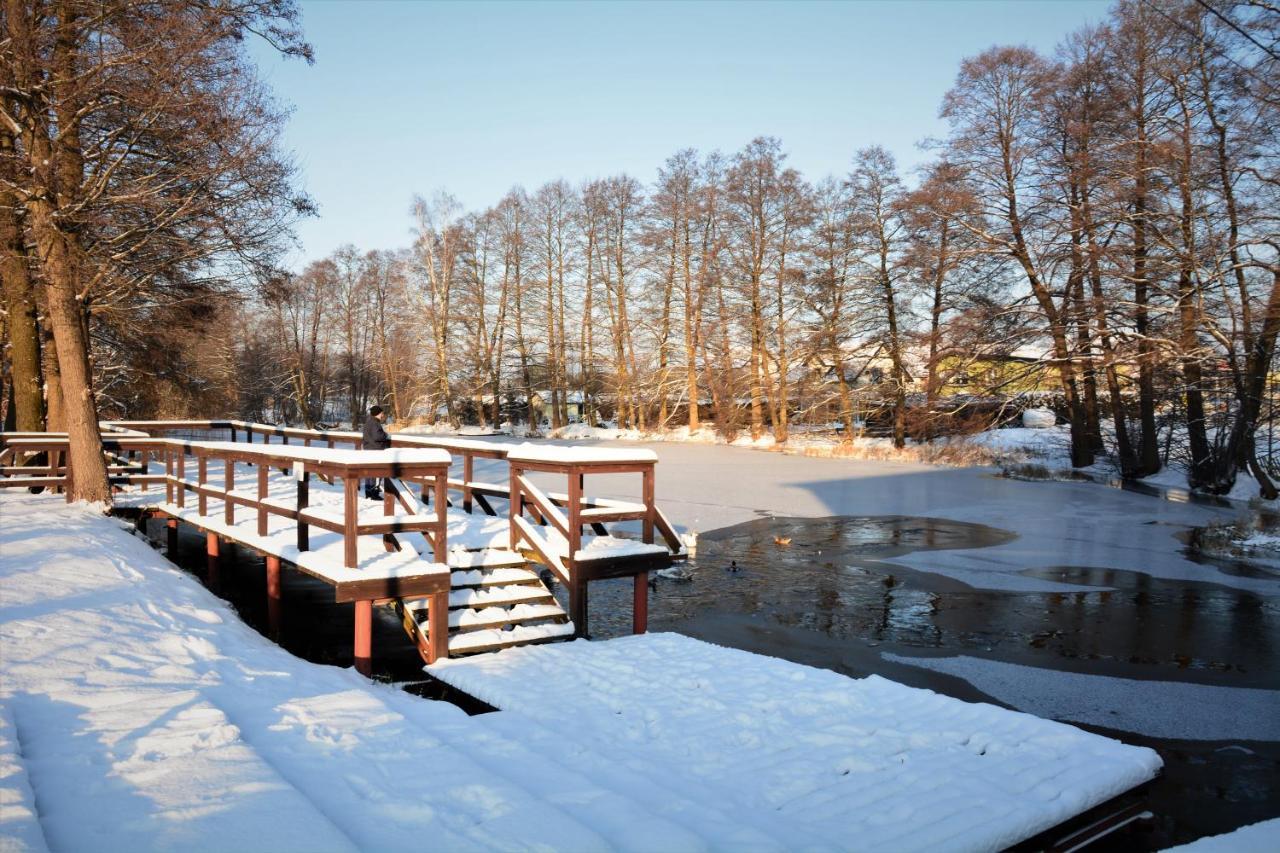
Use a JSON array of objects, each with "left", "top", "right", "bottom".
[{"left": 362, "top": 405, "right": 391, "bottom": 500}]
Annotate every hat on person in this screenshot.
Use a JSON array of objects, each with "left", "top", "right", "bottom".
[{"left": 370, "top": 405, "right": 384, "bottom": 416}]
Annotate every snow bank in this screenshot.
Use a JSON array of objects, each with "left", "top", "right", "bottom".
[
  {"left": 966, "top": 425, "right": 1073, "bottom": 465},
  {"left": 883, "top": 654, "right": 1280, "bottom": 741},
  {"left": 1163, "top": 818, "right": 1280, "bottom": 851},
  {"left": 431, "top": 633, "right": 1162, "bottom": 852},
  {"left": 549, "top": 423, "right": 719, "bottom": 444},
  {"left": 1021, "top": 408, "right": 1057, "bottom": 429}
]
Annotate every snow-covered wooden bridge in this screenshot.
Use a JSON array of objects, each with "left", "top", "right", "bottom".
[{"left": 0, "top": 420, "right": 685, "bottom": 673}]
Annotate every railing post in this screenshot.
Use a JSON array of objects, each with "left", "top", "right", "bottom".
[
  {"left": 296, "top": 468, "right": 310, "bottom": 552},
  {"left": 343, "top": 475, "right": 358, "bottom": 568},
  {"left": 642, "top": 465, "right": 655, "bottom": 545},
  {"left": 165, "top": 448, "right": 174, "bottom": 504},
  {"left": 224, "top": 458, "right": 235, "bottom": 525},
  {"left": 197, "top": 455, "right": 207, "bottom": 516},
  {"left": 463, "top": 453, "right": 474, "bottom": 514},
  {"left": 433, "top": 472, "right": 448, "bottom": 563},
  {"left": 568, "top": 467, "right": 583, "bottom": 563},
  {"left": 508, "top": 463, "right": 523, "bottom": 551},
  {"left": 176, "top": 451, "right": 186, "bottom": 509},
  {"left": 166, "top": 517, "right": 178, "bottom": 557},
  {"left": 257, "top": 463, "right": 268, "bottom": 537},
  {"left": 353, "top": 599, "right": 372, "bottom": 676}
]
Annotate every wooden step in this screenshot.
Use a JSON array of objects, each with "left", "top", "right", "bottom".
[
  {"left": 449, "top": 584, "right": 556, "bottom": 610},
  {"left": 448, "top": 602, "right": 568, "bottom": 632},
  {"left": 449, "top": 566, "right": 543, "bottom": 589},
  {"left": 446, "top": 548, "right": 529, "bottom": 570},
  {"left": 447, "top": 621, "right": 575, "bottom": 655},
  {"left": 404, "top": 583, "right": 556, "bottom": 612}
]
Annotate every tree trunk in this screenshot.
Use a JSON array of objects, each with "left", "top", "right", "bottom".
[
  {"left": 40, "top": 313, "right": 64, "bottom": 431},
  {"left": 35, "top": 213, "right": 111, "bottom": 503},
  {"left": 1, "top": 181, "right": 44, "bottom": 431},
  {"left": 10, "top": 0, "right": 110, "bottom": 502}
]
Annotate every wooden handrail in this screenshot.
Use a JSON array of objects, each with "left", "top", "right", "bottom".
[
  {"left": 3, "top": 419, "right": 685, "bottom": 558},
  {"left": 514, "top": 474, "right": 571, "bottom": 539}
]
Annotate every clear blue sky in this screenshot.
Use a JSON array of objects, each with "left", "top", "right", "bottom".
[{"left": 254, "top": 0, "right": 1110, "bottom": 265}]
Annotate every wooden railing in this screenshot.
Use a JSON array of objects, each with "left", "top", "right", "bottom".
[
  {"left": 162, "top": 439, "right": 451, "bottom": 569},
  {"left": 506, "top": 448, "right": 674, "bottom": 634},
  {"left": 3, "top": 420, "right": 685, "bottom": 556},
  {"left": 2, "top": 418, "right": 687, "bottom": 651},
  {"left": 1, "top": 434, "right": 168, "bottom": 497}
]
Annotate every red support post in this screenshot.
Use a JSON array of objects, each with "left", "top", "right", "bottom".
[
  {"left": 353, "top": 599, "right": 372, "bottom": 676},
  {"left": 205, "top": 532, "right": 220, "bottom": 589},
  {"left": 166, "top": 517, "right": 178, "bottom": 557},
  {"left": 428, "top": 590, "right": 448, "bottom": 664},
  {"left": 265, "top": 555, "right": 281, "bottom": 638}
]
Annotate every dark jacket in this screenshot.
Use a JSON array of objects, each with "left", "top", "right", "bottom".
[{"left": 362, "top": 415, "right": 391, "bottom": 450}]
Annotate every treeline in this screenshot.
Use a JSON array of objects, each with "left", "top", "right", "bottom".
[
  {"left": 240, "top": 0, "right": 1279, "bottom": 496},
  {"left": 1, "top": 0, "right": 311, "bottom": 502},
  {"left": 2, "top": 1, "right": 1278, "bottom": 504}
]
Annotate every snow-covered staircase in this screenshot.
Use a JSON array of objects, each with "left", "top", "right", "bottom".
[{"left": 397, "top": 548, "right": 574, "bottom": 658}]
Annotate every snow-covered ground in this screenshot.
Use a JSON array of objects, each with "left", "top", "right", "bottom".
[
  {"left": 430, "top": 634, "right": 1161, "bottom": 852},
  {"left": 0, "top": 491, "right": 1161, "bottom": 852},
  {"left": 880, "top": 655, "right": 1280, "bottom": 741},
  {"left": 1163, "top": 818, "right": 1280, "bottom": 852}
]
